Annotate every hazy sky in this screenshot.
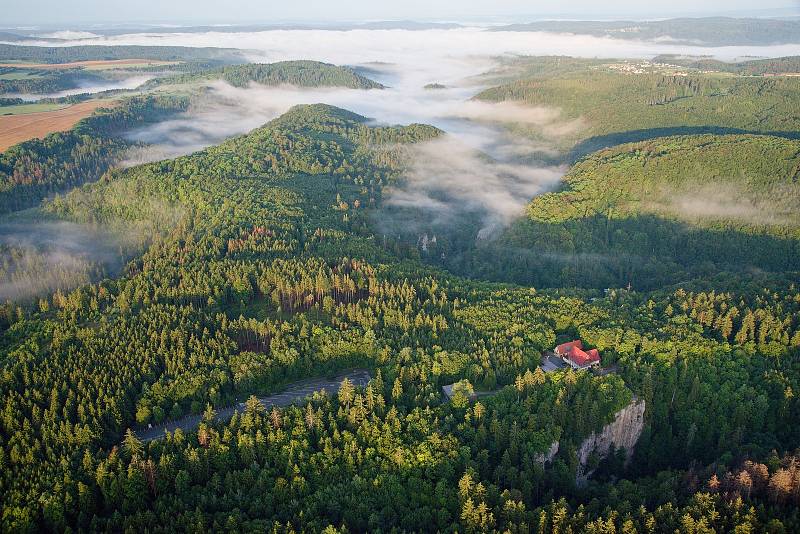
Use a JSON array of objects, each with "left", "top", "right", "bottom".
[{"left": 4, "top": 0, "right": 800, "bottom": 26}]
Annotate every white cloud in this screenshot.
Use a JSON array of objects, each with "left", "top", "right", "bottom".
[{"left": 8, "top": 27, "right": 800, "bottom": 63}]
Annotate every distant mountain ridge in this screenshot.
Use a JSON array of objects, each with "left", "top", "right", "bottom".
[
  {"left": 652, "top": 54, "right": 800, "bottom": 75},
  {"left": 0, "top": 43, "right": 245, "bottom": 63},
  {"left": 492, "top": 16, "right": 800, "bottom": 46}
]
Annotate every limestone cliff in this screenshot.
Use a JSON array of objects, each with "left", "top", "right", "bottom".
[{"left": 575, "top": 398, "right": 646, "bottom": 483}]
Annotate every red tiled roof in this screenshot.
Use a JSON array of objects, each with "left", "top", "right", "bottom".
[
  {"left": 556, "top": 340, "right": 600, "bottom": 367},
  {"left": 555, "top": 340, "right": 583, "bottom": 354},
  {"left": 569, "top": 347, "right": 599, "bottom": 366}
]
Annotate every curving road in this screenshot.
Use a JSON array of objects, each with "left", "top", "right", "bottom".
[{"left": 135, "top": 369, "right": 372, "bottom": 442}]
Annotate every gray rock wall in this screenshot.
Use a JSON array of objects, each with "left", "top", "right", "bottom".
[{"left": 575, "top": 398, "right": 646, "bottom": 484}]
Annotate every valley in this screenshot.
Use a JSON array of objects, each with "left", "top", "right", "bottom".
[{"left": 0, "top": 15, "right": 798, "bottom": 533}]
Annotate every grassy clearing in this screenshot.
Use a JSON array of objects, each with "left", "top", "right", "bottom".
[
  {"left": 0, "top": 69, "right": 45, "bottom": 81},
  {"left": 0, "top": 102, "right": 65, "bottom": 115}
]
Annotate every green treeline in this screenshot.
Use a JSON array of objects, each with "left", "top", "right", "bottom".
[
  {"left": 146, "top": 60, "right": 385, "bottom": 90},
  {"left": 0, "top": 44, "right": 244, "bottom": 64}
]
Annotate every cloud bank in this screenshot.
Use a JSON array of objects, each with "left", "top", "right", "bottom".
[
  {"left": 385, "top": 136, "right": 566, "bottom": 237},
  {"left": 102, "top": 27, "right": 800, "bottom": 242}
]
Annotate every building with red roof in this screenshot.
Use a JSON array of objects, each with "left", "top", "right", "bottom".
[{"left": 554, "top": 340, "right": 600, "bottom": 370}]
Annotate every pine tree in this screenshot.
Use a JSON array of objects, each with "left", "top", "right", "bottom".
[
  {"left": 122, "top": 429, "right": 143, "bottom": 459},
  {"left": 391, "top": 378, "right": 403, "bottom": 401},
  {"left": 337, "top": 378, "right": 355, "bottom": 408},
  {"left": 245, "top": 395, "right": 263, "bottom": 415}
]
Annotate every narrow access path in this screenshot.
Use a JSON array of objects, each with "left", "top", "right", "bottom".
[{"left": 136, "top": 369, "right": 371, "bottom": 442}]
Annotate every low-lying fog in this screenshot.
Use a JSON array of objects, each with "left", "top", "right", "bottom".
[
  {"left": 0, "top": 221, "right": 143, "bottom": 301},
  {"left": 3, "top": 27, "right": 799, "bottom": 297},
  {"left": 19, "top": 30, "right": 800, "bottom": 230},
  {"left": 7, "top": 74, "right": 154, "bottom": 101},
  {"left": 98, "top": 26, "right": 799, "bottom": 238}
]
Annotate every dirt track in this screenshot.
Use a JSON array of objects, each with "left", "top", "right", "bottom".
[
  {"left": 0, "top": 100, "right": 112, "bottom": 151},
  {"left": 135, "top": 369, "right": 372, "bottom": 442}
]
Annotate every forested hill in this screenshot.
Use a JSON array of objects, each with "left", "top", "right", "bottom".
[
  {"left": 475, "top": 70, "right": 800, "bottom": 154},
  {"left": 147, "top": 60, "right": 385, "bottom": 89},
  {"left": 527, "top": 134, "right": 800, "bottom": 236},
  {"left": 1, "top": 104, "right": 799, "bottom": 532}
]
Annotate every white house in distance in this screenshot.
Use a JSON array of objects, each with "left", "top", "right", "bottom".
[{"left": 554, "top": 340, "right": 601, "bottom": 370}]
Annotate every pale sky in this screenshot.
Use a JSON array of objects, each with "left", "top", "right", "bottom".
[{"left": 3, "top": 0, "right": 800, "bottom": 26}]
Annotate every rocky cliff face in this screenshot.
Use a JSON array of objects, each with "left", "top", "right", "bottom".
[
  {"left": 575, "top": 398, "right": 646, "bottom": 484},
  {"left": 535, "top": 441, "right": 559, "bottom": 465}
]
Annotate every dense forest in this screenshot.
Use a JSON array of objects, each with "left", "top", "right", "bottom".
[
  {"left": 0, "top": 24, "right": 799, "bottom": 532},
  {"left": 145, "top": 60, "right": 385, "bottom": 90},
  {"left": 0, "top": 103, "right": 797, "bottom": 532}
]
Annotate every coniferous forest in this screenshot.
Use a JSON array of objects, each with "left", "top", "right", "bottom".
[{"left": 0, "top": 15, "right": 799, "bottom": 534}]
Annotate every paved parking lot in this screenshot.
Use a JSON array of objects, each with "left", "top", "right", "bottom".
[{"left": 541, "top": 353, "right": 567, "bottom": 372}]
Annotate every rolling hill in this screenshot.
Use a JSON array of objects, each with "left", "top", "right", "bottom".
[
  {"left": 476, "top": 69, "right": 800, "bottom": 156},
  {"left": 146, "top": 60, "right": 385, "bottom": 90}
]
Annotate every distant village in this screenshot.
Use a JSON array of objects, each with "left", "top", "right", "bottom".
[{"left": 602, "top": 60, "right": 694, "bottom": 76}]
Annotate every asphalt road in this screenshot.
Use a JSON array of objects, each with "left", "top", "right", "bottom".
[{"left": 135, "top": 369, "right": 372, "bottom": 442}]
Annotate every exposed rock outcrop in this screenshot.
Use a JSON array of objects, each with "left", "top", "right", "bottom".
[
  {"left": 575, "top": 398, "right": 646, "bottom": 484},
  {"left": 535, "top": 441, "right": 559, "bottom": 465}
]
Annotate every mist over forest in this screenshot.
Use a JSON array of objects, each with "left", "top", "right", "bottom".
[{"left": 1, "top": 11, "right": 800, "bottom": 533}]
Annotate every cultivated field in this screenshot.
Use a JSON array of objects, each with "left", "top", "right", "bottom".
[
  {"left": 0, "top": 59, "right": 179, "bottom": 70},
  {"left": 0, "top": 100, "right": 112, "bottom": 151}
]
